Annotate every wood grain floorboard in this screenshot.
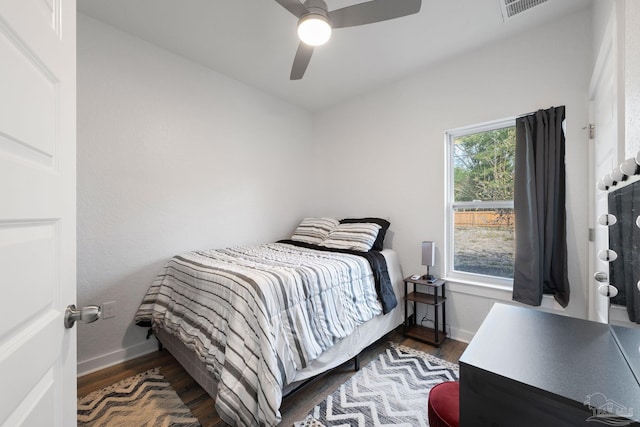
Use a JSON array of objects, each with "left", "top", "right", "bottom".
[{"left": 78, "top": 328, "right": 467, "bottom": 426}]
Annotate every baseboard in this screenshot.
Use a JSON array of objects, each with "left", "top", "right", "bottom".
[
  {"left": 77, "top": 339, "right": 159, "bottom": 377},
  {"left": 448, "top": 326, "right": 474, "bottom": 344}
]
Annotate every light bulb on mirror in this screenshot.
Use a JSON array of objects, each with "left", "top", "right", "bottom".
[
  {"left": 598, "top": 249, "right": 618, "bottom": 262},
  {"left": 598, "top": 214, "right": 617, "bottom": 226},
  {"left": 621, "top": 157, "right": 638, "bottom": 176},
  {"left": 612, "top": 167, "right": 624, "bottom": 182},
  {"left": 597, "top": 179, "right": 608, "bottom": 191},
  {"left": 604, "top": 173, "right": 615, "bottom": 187},
  {"left": 594, "top": 271, "right": 608, "bottom": 282},
  {"left": 598, "top": 284, "right": 619, "bottom": 298}
]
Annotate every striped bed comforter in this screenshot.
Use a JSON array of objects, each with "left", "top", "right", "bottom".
[{"left": 134, "top": 242, "right": 392, "bottom": 426}]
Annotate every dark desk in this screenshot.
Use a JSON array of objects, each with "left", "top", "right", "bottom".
[
  {"left": 459, "top": 304, "right": 640, "bottom": 427},
  {"left": 611, "top": 324, "right": 640, "bottom": 387}
]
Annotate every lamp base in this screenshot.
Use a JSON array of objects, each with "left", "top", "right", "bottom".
[{"left": 422, "top": 274, "right": 436, "bottom": 282}]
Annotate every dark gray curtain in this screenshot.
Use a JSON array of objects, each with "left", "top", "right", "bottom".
[{"left": 513, "top": 106, "right": 570, "bottom": 308}]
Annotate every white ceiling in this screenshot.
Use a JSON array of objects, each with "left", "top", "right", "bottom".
[{"left": 78, "top": 0, "right": 592, "bottom": 112}]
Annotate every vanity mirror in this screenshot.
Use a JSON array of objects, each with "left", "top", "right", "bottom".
[
  {"left": 607, "top": 178, "right": 640, "bottom": 322},
  {"left": 598, "top": 174, "right": 640, "bottom": 323}
]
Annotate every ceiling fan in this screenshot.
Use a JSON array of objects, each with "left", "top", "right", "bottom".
[{"left": 275, "top": 0, "right": 422, "bottom": 80}]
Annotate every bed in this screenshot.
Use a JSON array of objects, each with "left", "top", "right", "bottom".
[{"left": 134, "top": 218, "right": 405, "bottom": 426}]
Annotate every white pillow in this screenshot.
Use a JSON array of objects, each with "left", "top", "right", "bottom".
[
  {"left": 290, "top": 217, "right": 340, "bottom": 245},
  {"left": 319, "top": 223, "right": 382, "bottom": 252}
]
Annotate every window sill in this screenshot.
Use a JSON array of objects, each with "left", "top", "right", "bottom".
[
  {"left": 443, "top": 276, "right": 567, "bottom": 312},
  {"left": 443, "top": 276, "right": 513, "bottom": 300}
]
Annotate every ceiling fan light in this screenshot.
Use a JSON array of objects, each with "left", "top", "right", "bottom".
[{"left": 297, "top": 14, "right": 332, "bottom": 46}]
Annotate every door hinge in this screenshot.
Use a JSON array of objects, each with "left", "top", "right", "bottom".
[
  {"left": 588, "top": 124, "right": 595, "bottom": 139},
  {"left": 589, "top": 228, "right": 595, "bottom": 242}
]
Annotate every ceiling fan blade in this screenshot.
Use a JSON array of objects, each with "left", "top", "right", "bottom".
[
  {"left": 329, "top": 0, "right": 421, "bottom": 29},
  {"left": 290, "top": 42, "right": 314, "bottom": 80},
  {"left": 274, "top": 0, "right": 308, "bottom": 18}
]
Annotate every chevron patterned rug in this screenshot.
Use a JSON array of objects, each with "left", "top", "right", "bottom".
[
  {"left": 77, "top": 367, "right": 201, "bottom": 426},
  {"left": 295, "top": 344, "right": 459, "bottom": 427}
]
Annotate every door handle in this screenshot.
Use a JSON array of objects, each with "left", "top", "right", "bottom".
[
  {"left": 64, "top": 304, "right": 101, "bottom": 329},
  {"left": 598, "top": 285, "right": 619, "bottom": 298}
]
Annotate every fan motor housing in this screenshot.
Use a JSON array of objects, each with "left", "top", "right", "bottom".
[{"left": 302, "top": 0, "right": 331, "bottom": 21}]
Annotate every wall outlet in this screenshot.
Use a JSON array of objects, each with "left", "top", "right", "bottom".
[{"left": 102, "top": 301, "right": 116, "bottom": 319}]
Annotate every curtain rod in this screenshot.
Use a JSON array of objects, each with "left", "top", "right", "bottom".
[{"left": 516, "top": 105, "right": 566, "bottom": 119}]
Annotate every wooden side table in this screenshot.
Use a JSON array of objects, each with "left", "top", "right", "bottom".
[{"left": 403, "top": 276, "right": 447, "bottom": 346}]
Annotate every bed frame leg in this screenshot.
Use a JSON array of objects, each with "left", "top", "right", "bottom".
[
  {"left": 147, "top": 328, "right": 163, "bottom": 352},
  {"left": 354, "top": 354, "right": 360, "bottom": 371}
]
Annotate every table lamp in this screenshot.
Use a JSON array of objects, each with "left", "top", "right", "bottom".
[{"left": 422, "top": 241, "right": 436, "bottom": 281}]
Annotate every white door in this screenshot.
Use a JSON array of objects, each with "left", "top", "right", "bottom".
[
  {"left": 588, "top": 8, "right": 621, "bottom": 324},
  {"left": 0, "top": 0, "right": 77, "bottom": 426}
]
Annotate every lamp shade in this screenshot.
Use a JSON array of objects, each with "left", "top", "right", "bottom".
[
  {"left": 297, "top": 14, "right": 332, "bottom": 46},
  {"left": 422, "top": 241, "right": 435, "bottom": 267}
]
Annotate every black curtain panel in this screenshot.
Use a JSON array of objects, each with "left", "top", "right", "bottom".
[{"left": 512, "top": 106, "right": 570, "bottom": 308}]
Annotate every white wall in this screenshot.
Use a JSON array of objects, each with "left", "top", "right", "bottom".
[
  {"left": 310, "top": 8, "right": 593, "bottom": 341},
  {"left": 623, "top": 0, "right": 640, "bottom": 157},
  {"left": 76, "top": 14, "right": 313, "bottom": 375},
  {"left": 592, "top": 0, "right": 614, "bottom": 64}
]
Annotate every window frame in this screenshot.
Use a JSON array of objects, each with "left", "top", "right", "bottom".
[{"left": 444, "top": 117, "right": 516, "bottom": 288}]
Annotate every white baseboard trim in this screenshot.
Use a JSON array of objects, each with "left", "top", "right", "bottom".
[
  {"left": 448, "top": 326, "right": 474, "bottom": 344},
  {"left": 78, "top": 328, "right": 473, "bottom": 378},
  {"left": 77, "top": 339, "right": 159, "bottom": 377}
]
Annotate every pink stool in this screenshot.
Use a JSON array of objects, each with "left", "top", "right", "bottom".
[{"left": 427, "top": 381, "right": 460, "bottom": 427}]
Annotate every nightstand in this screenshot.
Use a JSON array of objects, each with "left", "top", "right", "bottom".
[{"left": 403, "top": 276, "right": 447, "bottom": 346}]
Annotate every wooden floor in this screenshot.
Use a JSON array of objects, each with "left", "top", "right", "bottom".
[{"left": 78, "top": 328, "right": 467, "bottom": 426}]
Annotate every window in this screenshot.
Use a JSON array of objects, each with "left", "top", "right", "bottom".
[{"left": 446, "top": 119, "right": 516, "bottom": 286}]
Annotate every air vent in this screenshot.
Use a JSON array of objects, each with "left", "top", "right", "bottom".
[{"left": 498, "top": 0, "right": 548, "bottom": 21}]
